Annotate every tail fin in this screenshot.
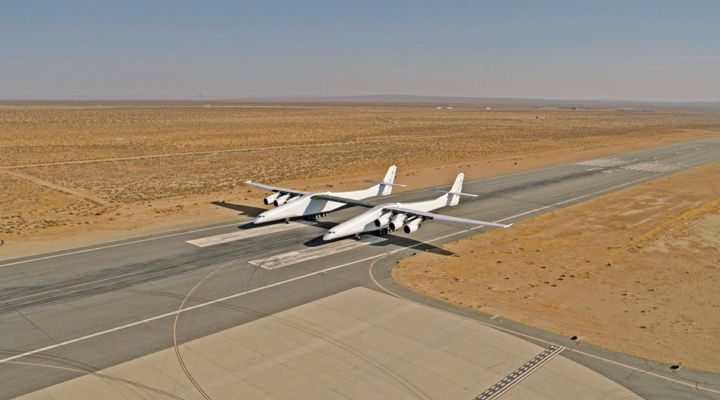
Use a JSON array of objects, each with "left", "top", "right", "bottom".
[
  {"left": 431, "top": 172, "right": 477, "bottom": 206},
  {"left": 448, "top": 173, "right": 464, "bottom": 206},
  {"left": 365, "top": 165, "right": 404, "bottom": 196}
]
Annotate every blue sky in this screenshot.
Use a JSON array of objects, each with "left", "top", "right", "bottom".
[{"left": 1, "top": 1, "right": 719, "bottom": 101}]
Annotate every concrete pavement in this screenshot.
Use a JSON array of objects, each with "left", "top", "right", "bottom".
[{"left": 2, "top": 138, "right": 720, "bottom": 399}]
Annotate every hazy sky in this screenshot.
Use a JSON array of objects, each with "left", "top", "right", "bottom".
[{"left": 2, "top": 1, "right": 719, "bottom": 101}]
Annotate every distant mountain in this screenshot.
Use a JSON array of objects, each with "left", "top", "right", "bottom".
[
  {"left": 230, "top": 94, "right": 720, "bottom": 110},
  {"left": 1, "top": 93, "right": 718, "bottom": 110}
]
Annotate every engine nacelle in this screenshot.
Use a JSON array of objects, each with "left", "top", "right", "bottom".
[
  {"left": 374, "top": 212, "right": 392, "bottom": 227},
  {"left": 274, "top": 193, "right": 290, "bottom": 206},
  {"left": 403, "top": 217, "right": 422, "bottom": 234},
  {"left": 388, "top": 213, "right": 407, "bottom": 231},
  {"left": 264, "top": 193, "right": 280, "bottom": 205}
]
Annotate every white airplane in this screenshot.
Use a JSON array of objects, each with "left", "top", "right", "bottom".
[
  {"left": 244, "top": 165, "right": 403, "bottom": 224},
  {"left": 322, "top": 172, "right": 511, "bottom": 240}
]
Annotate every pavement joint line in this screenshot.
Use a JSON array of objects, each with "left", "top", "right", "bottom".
[{"left": 0, "top": 172, "right": 674, "bottom": 365}]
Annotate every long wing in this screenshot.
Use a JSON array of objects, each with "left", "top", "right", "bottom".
[
  {"left": 244, "top": 181, "right": 309, "bottom": 196},
  {"left": 384, "top": 206, "right": 512, "bottom": 228},
  {"left": 312, "top": 194, "right": 375, "bottom": 208}
]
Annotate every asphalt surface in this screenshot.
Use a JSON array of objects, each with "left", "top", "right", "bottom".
[{"left": 2, "top": 138, "right": 720, "bottom": 399}]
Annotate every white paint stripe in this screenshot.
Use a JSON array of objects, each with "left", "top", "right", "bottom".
[
  {"left": 250, "top": 236, "right": 387, "bottom": 270},
  {"left": 0, "top": 222, "right": 245, "bottom": 268},
  {"left": 186, "top": 223, "right": 301, "bottom": 247},
  {"left": 0, "top": 173, "right": 662, "bottom": 365},
  {"left": 477, "top": 345, "right": 565, "bottom": 400},
  {"left": 2, "top": 163, "right": 713, "bottom": 381}
]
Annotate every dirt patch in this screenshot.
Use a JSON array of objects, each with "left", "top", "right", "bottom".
[
  {"left": 394, "top": 161, "right": 720, "bottom": 372},
  {"left": 1, "top": 103, "right": 719, "bottom": 258}
]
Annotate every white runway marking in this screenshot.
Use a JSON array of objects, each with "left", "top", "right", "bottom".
[
  {"left": 186, "top": 223, "right": 301, "bottom": 247},
  {"left": 576, "top": 158, "right": 684, "bottom": 173},
  {"left": 575, "top": 157, "right": 628, "bottom": 168},
  {"left": 5, "top": 166, "right": 720, "bottom": 396},
  {"left": 475, "top": 345, "right": 565, "bottom": 400},
  {"left": 249, "top": 236, "right": 387, "bottom": 270}
]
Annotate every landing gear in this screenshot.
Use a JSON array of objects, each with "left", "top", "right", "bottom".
[
  {"left": 284, "top": 218, "right": 290, "bottom": 224},
  {"left": 304, "top": 213, "right": 329, "bottom": 222}
]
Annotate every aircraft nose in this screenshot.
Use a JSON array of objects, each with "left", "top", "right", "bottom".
[
  {"left": 253, "top": 214, "right": 266, "bottom": 224},
  {"left": 323, "top": 231, "right": 336, "bottom": 241}
]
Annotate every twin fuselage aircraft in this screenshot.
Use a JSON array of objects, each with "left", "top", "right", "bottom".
[{"left": 244, "top": 166, "right": 511, "bottom": 241}]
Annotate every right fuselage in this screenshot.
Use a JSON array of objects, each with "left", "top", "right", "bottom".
[{"left": 322, "top": 195, "right": 448, "bottom": 240}]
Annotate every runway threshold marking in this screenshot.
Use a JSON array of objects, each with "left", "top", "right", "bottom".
[
  {"left": 186, "top": 223, "right": 302, "bottom": 247},
  {"left": 7, "top": 170, "right": 720, "bottom": 396},
  {"left": 475, "top": 345, "right": 565, "bottom": 400},
  {"left": 249, "top": 235, "right": 387, "bottom": 270}
]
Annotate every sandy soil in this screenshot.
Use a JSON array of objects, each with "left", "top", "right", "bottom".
[
  {"left": 394, "top": 161, "right": 720, "bottom": 372},
  {"left": 2, "top": 103, "right": 720, "bottom": 259}
]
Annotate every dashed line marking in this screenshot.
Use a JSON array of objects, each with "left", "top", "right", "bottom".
[{"left": 475, "top": 345, "right": 565, "bottom": 400}]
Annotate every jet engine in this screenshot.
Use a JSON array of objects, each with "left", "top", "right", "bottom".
[
  {"left": 264, "top": 193, "right": 280, "bottom": 205},
  {"left": 403, "top": 217, "right": 422, "bottom": 234},
  {"left": 274, "top": 193, "right": 290, "bottom": 206},
  {"left": 388, "top": 213, "right": 407, "bottom": 231},
  {"left": 374, "top": 212, "right": 392, "bottom": 227}
]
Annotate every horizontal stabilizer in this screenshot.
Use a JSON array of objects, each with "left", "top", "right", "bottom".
[
  {"left": 244, "top": 180, "right": 308, "bottom": 196},
  {"left": 365, "top": 180, "right": 406, "bottom": 187},
  {"left": 431, "top": 188, "right": 478, "bottom": 197},
  {"left": 312, "top": 194, "right": 375, "bottom": 208}
]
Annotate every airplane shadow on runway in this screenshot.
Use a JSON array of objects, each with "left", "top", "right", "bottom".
[
  {"left": 302, "top": 233, "right": 454, "bottom": 257},
  {"left": 211, "top": 201, "right": 266, "bottom": 217}
]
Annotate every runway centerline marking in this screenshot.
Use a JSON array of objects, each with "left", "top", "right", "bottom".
[
  {"left": 0, "top": 172, "right": 669, "bottom": 366},
  {"left": 186, "top": 223, "right": 302, "bottom": 247},
  {"left": 249, "top": 235, "right": 387, "bottom": 270}
]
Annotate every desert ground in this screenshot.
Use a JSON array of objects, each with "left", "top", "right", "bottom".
[
  {"left": 394, "top": 160, "right": 720, "bottom": 372},
  {"left": 2, "top": 103, "right": 720, "bottom": 259}
]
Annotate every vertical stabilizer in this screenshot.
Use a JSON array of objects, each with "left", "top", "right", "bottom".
[
  {"left": 448, "top": 173, "right": 464, "bottom": 206},
  {"left": 379, "top": 165, "right": 397, "bottom": 196}
]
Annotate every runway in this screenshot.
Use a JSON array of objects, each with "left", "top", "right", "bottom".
[{"left": 2, "top": 138, "right": 720, "bottom": 399}]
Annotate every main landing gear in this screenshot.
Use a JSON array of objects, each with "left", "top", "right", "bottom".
[{"left": 304, "top": 213, "right": 328, "bottom": 221}]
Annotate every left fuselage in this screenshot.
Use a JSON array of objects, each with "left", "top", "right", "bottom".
[{"left": 253, "top": 186, "right": 381, "bottom": 224}]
